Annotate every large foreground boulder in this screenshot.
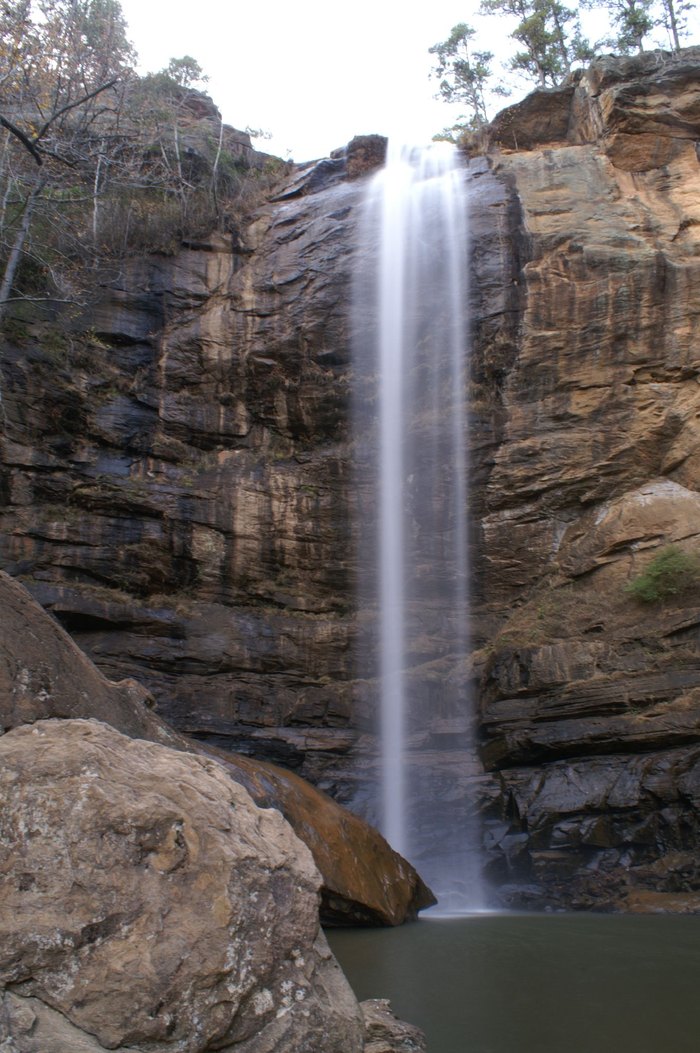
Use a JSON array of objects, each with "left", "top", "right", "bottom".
[
  {"left": 0, "top": 570, "right": 434, "bottom": 924},
  {"left": 0, "top": 718, "right": 365, "bottom": 1052}
]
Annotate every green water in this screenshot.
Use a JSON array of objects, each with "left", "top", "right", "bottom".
[{"left": 327, "top": 914, "right": 700, "bottom": 1053}]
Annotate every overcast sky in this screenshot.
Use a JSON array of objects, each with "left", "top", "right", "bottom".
[
  {"left": 118, "top": 0, "right": 698, "bottom": 163},
  {"left": 118, "top": 0, "right": 506, "bottom": 161}
]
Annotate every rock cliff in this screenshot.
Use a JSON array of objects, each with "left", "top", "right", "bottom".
[
  {"left": 1, "top": 52, "right": 700, "bottom": 910},
  {"left": 472, "top": 48, "right": 700, "bottom": 909}
]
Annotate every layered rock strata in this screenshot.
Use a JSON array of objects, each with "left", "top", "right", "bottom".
[
  {"left": 1, "top": 53, "right": 700, "bottom": 909},
  {"left": 474, "top": 48, "right": 700, "bottom": 908},
  {"left": 0, "top": 144, "right": 365, "bottom": 785}
]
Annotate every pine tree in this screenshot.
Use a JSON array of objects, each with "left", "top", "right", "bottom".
[
  {"left": 479, "top": 0, "right": 593, "bottom": 87},
  {"left": 655, "top": 0, "right": 696, "bottom": 50},
  {"left": 429, "top": 23, "right": 506, "bottom": 131},
  {"left": 600, "top": 0, "right": 655, "bottom": 52}
]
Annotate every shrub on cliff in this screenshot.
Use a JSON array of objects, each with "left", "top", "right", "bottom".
[
  {"left": 625, "top": 545, "right": 700, "bottom": 603},
  {"left": 0, "top": 2, "right": 286, "bottom": 325}
]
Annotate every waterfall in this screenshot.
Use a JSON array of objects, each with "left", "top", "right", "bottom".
[{"left": 353, "top": 141, "right": 483, "bottom": 912}]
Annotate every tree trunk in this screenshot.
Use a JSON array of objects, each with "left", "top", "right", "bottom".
[
  {"left": 0, "top": 172, "right": 47, "bottom": 323},
  {"left": 0, "top": 128, "right": 12, "bottom": 238},
  {"left": 92, "top": 148, "right": 104, "bottom": 245},
  {"left": 551, "top": 7, "right": 571, "bottom": 75},
  {"left": 665, "top": 0, "right": 681, "bottom": 50},
  {"left": 210, "top": 114, "right": 224, "bottom": 223}
]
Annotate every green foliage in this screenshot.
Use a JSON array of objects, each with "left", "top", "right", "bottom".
[
  {"left": 625, "top": 546, "right": 700, "bottom": 603},
  {"left": 479, "top": 0, "right": 592, "bottom": 87},
  {"left": 598, "top": 0, "right": 656, "bottom": 52},
  {"left": 432, "top": 123, "right": 470, "bottom": 144},
  {"left": 0, "top": 317, "right": 30, "bottom": 343},
  {"left": 428, "top": 0, "right": 695, "bottom": 138},
  {"left": 429, "top": 23, "right": 507, "bottom": 129},
  {"left": 428, "top": 0, "right": 595, "bottom": 139},
  {"left": 163, "top": 55, "right": 208, "bottom": 88}
]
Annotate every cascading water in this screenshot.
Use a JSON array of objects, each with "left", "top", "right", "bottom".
[{"left": 353, "top": 141, "right": 483, "bottom": 912}]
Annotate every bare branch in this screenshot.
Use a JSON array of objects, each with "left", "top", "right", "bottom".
[
  {"left": 34, "top": 79, "right": 119, "bottom": 143},
  {"left": 0, "top": 115, "right": 43, "bottom": 166}
]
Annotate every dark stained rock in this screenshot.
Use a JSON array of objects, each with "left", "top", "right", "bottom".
[
  {"left": 0, "top": 157, "right": 363, "bottom": 785},
  {"left": 486, "top": 84, "right": 576, "bottom": 151},
  {"left": 344, "top": 134, "right": 388, "bottom": 178},
  {"left": 484, "top": 745, "right": 700, "bottom": 910}
]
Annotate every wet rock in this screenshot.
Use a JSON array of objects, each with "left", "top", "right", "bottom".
[
  {"left": 0, "top": 719, "right": 364, "bottom": 1052},
  {"left": 212, "top": 750, "right": 435, "bottom": 926},
  {"left": 485, "top": 745, "right": 700, "bottom": 909}
]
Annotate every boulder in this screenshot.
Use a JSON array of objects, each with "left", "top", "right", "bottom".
[
  {"left": 343, "top": 135, "right": 388, "bottom": 178},
  {"left": 0, "top": 719, "right": 364, "bottom": 1052},
  {"left": 0, "top": 570, "right": 434, "bottom": 925},
  {"left": 0, "top": 569, "right": 180, "bottom": 748}
]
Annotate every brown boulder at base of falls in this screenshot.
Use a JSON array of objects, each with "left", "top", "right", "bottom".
[
  {"left": 0, "top": 570, "right": 434, "bottom": 925},
  {"left": 0, "top": 718, "right": 364, "bottom": 1052},
  {"left": 209, "top": 747, "right": 436, "bottom": 925}
]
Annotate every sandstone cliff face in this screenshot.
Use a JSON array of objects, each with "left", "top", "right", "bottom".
[
  {"left": 0, "top": 153, "right": 360, "bottom": 781},
  {"left": 474, "top": 48, "right": 700, "bottom": 908},
  {"left": 1, "top": 54, "right": 700, "bottom": 910}
]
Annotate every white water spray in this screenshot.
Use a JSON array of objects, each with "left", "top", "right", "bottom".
[{"left": 354, "top": 141, "right": 482, "bottom": 910}]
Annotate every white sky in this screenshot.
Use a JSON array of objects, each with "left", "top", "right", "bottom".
[
  {"left": 118, "top": 0, "right": 502, "bottom": 161},
  {"left": 118, "top": 0, "right": 698, "bottom": 163}
]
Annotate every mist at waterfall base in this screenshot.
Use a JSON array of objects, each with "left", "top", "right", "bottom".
[{"left": 352, "top": 141, "right": 484, "bottom": 912}]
